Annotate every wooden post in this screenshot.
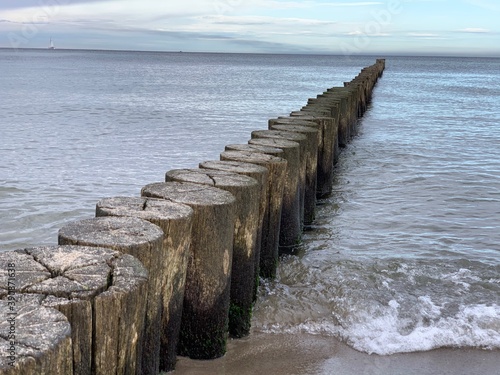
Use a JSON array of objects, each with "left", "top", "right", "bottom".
[
  {"left": 225, "top": 143, "right": 285, "bottom": 158},
  {"left": 249, "top": 136, "right": 302, "bottom": 251},
  {"left": 0, "top": 245, "right": 148, "bottom": 375},
  {"left": 219, "top": 150, "right": 286, "bottom": 279},
  {"left": 269, "top": 117, "right": 330, "bottom": 198},
  {"left": 141, "top": 181, "right": 235, "bottom": 359},
  {"left": 269, "top": 124, "right": 319, "bottom": 225},
  {"left": 58, "top": 217, "right": 163, "bottom": 375},
  {"left": 165, "top": 169, "right": 259, "bottom": 339},
  {"left": 288, "top": 112, "right": 340, "bottom": 196},
  {"left": 199, "top": 160, "right": 268, "bottom": 301},
  {"left": 269, "top": 118, "right": 321, "bottom": 151},
  {"left": 95, "top": 197, "right": 193, "bottom": 372},
  {"left": 251, "top": 131, "right": 307, "bottom": 225},
  {"left": 0, "top": 301, "right": 73, "bottom": 375},
  {"left": 321, "top": 89, "right": 351, "bottom": 146},
  {"left": 295, "top": 107, "right": 332, "bottom": 117}
]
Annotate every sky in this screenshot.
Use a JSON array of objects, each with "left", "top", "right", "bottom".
[{"left": 0, "top": 0, "right": 499, "bottom": 56}]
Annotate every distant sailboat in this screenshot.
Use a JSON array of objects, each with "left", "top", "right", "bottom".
[{"left": 48, "top": 37, "right": 55, "bottom": 50}]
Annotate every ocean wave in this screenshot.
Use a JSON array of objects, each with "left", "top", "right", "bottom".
[
  {"left": 340, "top": 300, "right": 500, "bottom": 355},
  {"left": 256, "top": 299, "right": 500, "bottom": 355},
  {"left": 254, "top": 257, "right": 500, "bottom": 355}
]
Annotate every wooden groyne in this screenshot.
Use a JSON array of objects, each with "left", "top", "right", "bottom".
[{"left": 0, "top": 59, "right": 385, "bottom": 374}]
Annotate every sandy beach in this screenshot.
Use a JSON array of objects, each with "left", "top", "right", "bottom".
[{"left": 170, "top": 332, "right": 499, "bottom": 375}]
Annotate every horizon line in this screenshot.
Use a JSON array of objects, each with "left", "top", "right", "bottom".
[{"left": 0, "top": 46, "right": 499, "bottom": 59}]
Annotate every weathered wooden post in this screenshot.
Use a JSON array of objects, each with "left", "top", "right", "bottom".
[
  {"left": 58, "top": 217, "right": 163, "bottom": 375},
  {"left": 251, "top": 131, "right": 307, "bottom": 214},
  {"left": 269, "top": 124, "right": 319, "bottom": 225},
  {"left": 165, "top": 169, "right": 259, "bottom": 338},
  {"left": 320, "top": 89, "right": 351, "bottom": 146},
  {"left": 249, "top": 134, "right": 304, "bottom": 251},
  {"left": 296, "top": 106, "right": 332, "bottom": 117},
  {"left": 269, "top": 117, "right": 330, "bottom": 195},
  {"left": 95, "top": 197, "right": 193, "bottom": 372},
  {"left": 220, "top": 150, "right": 286, "bottom": 279},
  {"left": 141, "top": 181, "right": 235, "bottom": 359},
  {"left": 337, "top": 88, "right": 357, "bottom": 134},
  {"left": 344, "top": 80, "right": 367, "bottom": 117},
  {"left": 269, "top": 118, "right": 321, "bottom": 150},
  {"left": 0, "top": 245, "right": 148, "bottom": 375},
  {"left": 199, "top": 160, "right": 268, "bottom": 300},
  {"left": 0, "top": 301, "right": 73, "bottom": 375},
  {"left": 299, "top": 96, "right": 341, "bottom": 137},
  {"left": 225, "top": 143, "right": 285, "bottom": 157},
  {"left": 289, "top": 112, "right": 340, "bottom": 196}
]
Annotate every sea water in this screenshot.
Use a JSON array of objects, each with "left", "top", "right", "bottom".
[
  {"left": 1, "top": 50, "right": 499, "bottom": 355},
  {"left": 253, "top": 56, "right": 500, "bottom": 354}
]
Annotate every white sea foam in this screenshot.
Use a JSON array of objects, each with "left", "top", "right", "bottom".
[
  {"left": 259, "top": 299, "right": 500, "bottom": 355},
  {"left": 344, "top": 302, "right": 500, "bottom": 355},
  {"left": 441, "top": 268, "right": 481, "bottom": 290},
  {"left": 254, "top": 259, "right": 500, "bottom": 355}
]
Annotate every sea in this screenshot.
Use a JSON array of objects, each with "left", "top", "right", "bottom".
[{"left": 1, "top": 49, "right": 499, "bottom": 356}]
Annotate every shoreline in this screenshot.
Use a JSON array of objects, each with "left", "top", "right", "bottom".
[{"left": 170, "top": 332, "right": 499, "bottom": 375}]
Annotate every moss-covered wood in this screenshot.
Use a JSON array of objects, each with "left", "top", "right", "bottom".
[
  {"left": 165, "top": 169, "right": 259, "bottom": 338},
  {"left": 199, "top": 160, "right": 268, "bottom": 301},
  {"left": 141, "top": 181, "right": 236, "bottom": 359},
  {"left": 219, "top": 150, "right": 286, "bottom": 279}
]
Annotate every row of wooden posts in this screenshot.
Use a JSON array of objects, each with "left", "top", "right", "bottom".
[{"left": 0, "top": 59, "right": 385, "bottom": 375}]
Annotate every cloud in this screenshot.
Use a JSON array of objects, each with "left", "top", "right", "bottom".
[
  {"left": 229, "top": 1, "right": 383, "bottom": 10},
  {"left": 408, "top": 32, "right": 440, "bottom": 37},
  {"left": 217, "top": 36, "right": 319, "bottom": 53},
  {"left": 201, "top": 15, "right": 336, "bottom": 27},
  {"left": 1, "top": 0, "right": 498, "bottom": 55},
  {"left": 0, "top": 0, "right": 228, "bottom": 22},
  {"left": 0, "top": 0, "right": 106, "bottom": 10},
  {"left": 458, "top": 27, "right": 489, "bottom": 33},
  {"left": 407, "top": 32, "right": 447, "bottom": 40},
  {"left": 346, "top": 30, "right": 390, "bottom": 37}
]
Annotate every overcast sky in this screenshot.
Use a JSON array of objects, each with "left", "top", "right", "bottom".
[{"left": 1, "top": 0, "right": 499, "bottom": 56}]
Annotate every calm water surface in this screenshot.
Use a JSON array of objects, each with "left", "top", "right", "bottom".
[{"left": 1, "top": 50, "right": 499, "bottom": 354}]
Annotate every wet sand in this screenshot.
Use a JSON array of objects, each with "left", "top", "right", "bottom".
[{"left": 169, "top": 332, "right": 499, "bottom": 375}]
